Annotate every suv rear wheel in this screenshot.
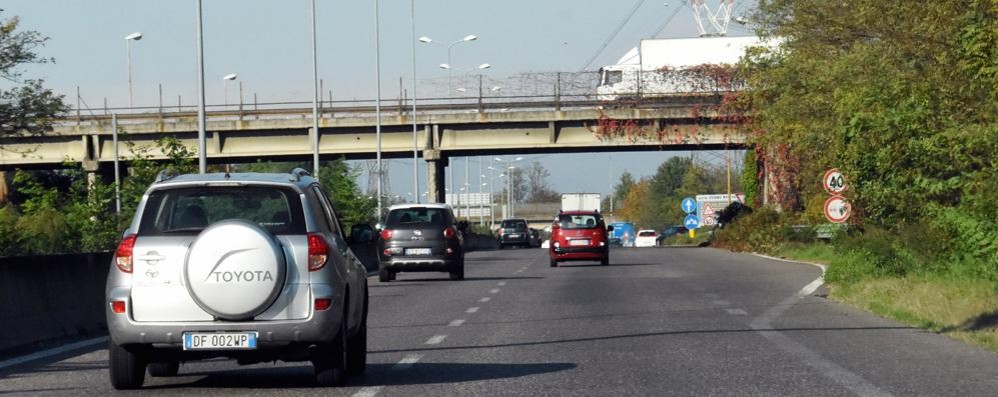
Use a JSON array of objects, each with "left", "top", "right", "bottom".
[
  {"left": 313, "top": 309, "right": 349, "bottom": 387},
  {"left": 346, "top": 288, "right": 368, "bottom": 376},
  {"left": 109, "top": 342, "right": 146, "bottom": 390},
  {"left": 550, "top": 258, "right": 558, "bottom": 267},
  {"left": 378, "top": 268, "right": 396, "bottom": 282}
]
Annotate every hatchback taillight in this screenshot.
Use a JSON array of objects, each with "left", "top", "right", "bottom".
[
  {"left": 307, "top": 233, "right": 328, "bottom": 271},
  {"left": 114, "top": 234, "right": 137, "bottom": 273},
  {"left": 380, "top": 229, "right": 393, "bottom": 240},
  {"left": 443, "top": 227, "right": 457, "bottom": 239}
]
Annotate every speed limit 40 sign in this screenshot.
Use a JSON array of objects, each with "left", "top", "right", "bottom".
[{"left": 823, "top": 169, "right": 848, "bottom": 194}]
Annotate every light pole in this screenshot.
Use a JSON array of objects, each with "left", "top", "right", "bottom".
[
  {"left": 374, "top": 0, "right": 384, "bottom": 222},
  {"left": 125, "top": 32, "right": 142, "bottom": 109},
  {"left": 439, "top": 63, "right": 490, "bottom": 94},
  {"left": 445, "top": 34, "right": 477, "bottom": 96},
  {"left": 410, "top": 1, "right": 421, "bottom": 203},
  {"left": 478, "top": 157, "right": 484, "bottom": 226},
  {"left": 310, "top": 0, "right": 321, "bottom": 176},
  {"left": 194, "top": 1, "right": 207, "bottom": 173},
  {"left": 222, "top": 73, "right": 237, "bottom": 105},
  {"left": 495, "top": 156, "right": 523, "bottom": 218}
]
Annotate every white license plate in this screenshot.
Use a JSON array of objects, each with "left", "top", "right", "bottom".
[
  {"left": 406, "top": 248, "right": 432, "bottom": 256},
  {"left": 509, "top": 234, "right": 521, "bottom": 238},
  {"left": 569, "top": 239, "right": 590, "bottom": 246},
  {"left": 183, "top": 332, "right": 258, "bottom": 350}
]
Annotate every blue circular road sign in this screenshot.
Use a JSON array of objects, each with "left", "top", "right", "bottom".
[
  {"left": 684, "top": 214, "right": 700, "bottom": 229},
  {"left": 681, "top": 197, "right": 697, "bottom": 214}
]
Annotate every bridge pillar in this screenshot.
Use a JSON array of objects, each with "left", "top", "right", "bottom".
[{"left": 423, "top": 149, "right": 447, "bottom": 203}]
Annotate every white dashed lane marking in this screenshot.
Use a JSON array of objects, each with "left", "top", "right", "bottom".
[
  {"left": 479, "top": 297, "right": 492, "bottom": 303},
  {"left": 466, "top": 307, "right": 480, "bottom": 313},
  {"left": 498, "top": 281, "right": 507, "bottom": 286},
  {"left": 449, "top": 319, "right": 466, "bottom": 327},
  {"left": 489, "top": 289, "right": 500, "bottom": 294},
  {"left": 425, "top": 335, "right": 447, "bottom": 345},
  {"left": 712, "top": 299, "right": 731, "bottom": 306},
  {"left": 350, "top": 354, "right": 424, "bottom": 397},
  {"left": 726, "top": 308, "right": 748, "bottom": 315}
]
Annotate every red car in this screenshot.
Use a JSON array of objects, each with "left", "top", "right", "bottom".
[{"left": 549, "top": 210, "right": 613, "bottom": 267}]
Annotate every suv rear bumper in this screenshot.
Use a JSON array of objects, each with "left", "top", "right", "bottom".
[
  {"left": 379, "top": 257, "right": 459, "bottom": 272},
  {"left": 105, "top": 285, "right": 342, "bottom": 346}
]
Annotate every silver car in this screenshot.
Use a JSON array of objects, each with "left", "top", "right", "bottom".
[{"left": 105, "top": 169, "right": 369, "bottom": 389}]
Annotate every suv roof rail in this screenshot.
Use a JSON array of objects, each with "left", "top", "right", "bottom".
[
  {"left": 290, "top": 167, "right": 311, "bottom": 181},
  {"left": 154, "top": 169, "right": 179, "bottom": 183}
]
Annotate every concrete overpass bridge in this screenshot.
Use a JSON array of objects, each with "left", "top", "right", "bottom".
[{"left": 0, "top": 94, "right": 746, "bottom": 202}]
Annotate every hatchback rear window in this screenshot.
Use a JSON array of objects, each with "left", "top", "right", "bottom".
[
  {"left": 386, "top": 207, "right": 449, "bottom": 227},
  {"left": 501, "top": 220, "right": 527, "bottom": 229},
  {"left": 557, "top": 214, "right": 601, "bottom": 229},
  {"left": 138, "top": 186, "right": 305, "bottom": 235}
]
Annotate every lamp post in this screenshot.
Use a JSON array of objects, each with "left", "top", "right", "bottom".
[
  {"left": 409, "top": 0, "right": 421, "bottom": 203},
  {"left": 494, "top": 156, "right": 523, "bottom": 218},
  {"left": 194, "top": 0, "right": 207, "bottom": 173},
  {"left": 439, "top": 63, "right": 490, "bottom": 94},
  {"left": 374, "top": 0, "right": 384, "bottom": 222},
  {"left": 310, "top": 0, "right": 321, "bottom": 176},
  {"left": 125, "top": 32, "right": 142, "bottom": 109},
  {"left": 445, "top": 34, "right": 477, "bottom": 96},
  {"left": 222, "top": 73, "right": 237, "bottom": 105}
]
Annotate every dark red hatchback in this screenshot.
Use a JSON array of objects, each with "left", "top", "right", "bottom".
[{"left": 548, "top": 210, "right": 613, "bottom": 267}]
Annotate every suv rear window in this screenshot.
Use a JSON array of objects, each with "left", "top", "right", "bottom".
[
  {"left": 557, "top": 214, "right": 601, "bottom": 230},
  {"left": 501, "top": 220, "right": 527, "bottom": 229},
  {"left": 138, "top": 186, "right": 305, "bottom": 235},
  {"left": 386, "top": 207, "right": 449, "bottom": 227}
]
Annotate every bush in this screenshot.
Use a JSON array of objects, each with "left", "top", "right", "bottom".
[
  {"left": 713, "top": 206, "right": 796, "bottom": 254},
  {"left": 0, "top": 205, "right": 21, "bottom": 256}
]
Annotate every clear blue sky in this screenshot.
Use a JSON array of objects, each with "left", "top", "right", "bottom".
[{"left": 4, "top": 0, "right": 755, "bottom": 197}]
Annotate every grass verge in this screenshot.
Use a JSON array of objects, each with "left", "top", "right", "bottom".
[{"left": 776, "top": 244, "right": 998, "bottom": 353}]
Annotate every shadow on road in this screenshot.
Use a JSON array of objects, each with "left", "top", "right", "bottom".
[
  {"left": 388, "top": 276, "right": 545, "bottom": 283},
  {"left": 144, "top": 361, "right": 576, "bottom": 389}
]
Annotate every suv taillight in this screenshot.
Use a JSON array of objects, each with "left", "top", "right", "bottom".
[
  {"left": 443, "top": 227, "right": 457, "bottom": 239},
  {"left": 114, "top": 234, "right": 137, "bottom": 273},
  {"left": 307, "top": 233, "right": 328, "bottom": 271},
  {"left": 380, "top": 229, "right": 393, "bottom": 240}
]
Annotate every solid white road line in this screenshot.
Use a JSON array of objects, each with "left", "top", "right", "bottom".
[
  {"left": 466, "top": 307, "right": 480, "bottom": 313},
  {"left": 0, "top": 336, "right": 108, "bottom": 370},
  {"left": 425, "top": 335, "right": 447, "bottom": 345},
  {"left": 489, "top": 288, "right": 500, "bottom": 294},
  {"left": 725, "top": 308, "right": 748, "bottom": 315},
  {"left": 449, "top": 319, "right": 467, "bottom": 327},
  {"left": 479, "top": 297, "right": 492, "bottom": 303},
  {"left": 749, "top": 258, "right": 889, "bottom": 396}
]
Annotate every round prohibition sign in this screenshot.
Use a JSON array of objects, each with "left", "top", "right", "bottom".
[
  {"left": 823, "top": 168, "right": 848, "bottom": 194},
  {"left": 823, "top": 195, "right": 852, "bottom": 223}
]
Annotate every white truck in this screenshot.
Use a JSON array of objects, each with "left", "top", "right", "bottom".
[
  {"left": 561, "top": 193, "right": 602, "bottom": 212},
  {"left": 596, "top": 36, "right": 766, "bottom": 101}
]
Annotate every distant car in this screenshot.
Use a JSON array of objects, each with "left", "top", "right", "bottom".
[
  {"left": 549, "top": 210, "right": 612, "bottom": 267},
  {"left": 657, "top": 225, "right": 689, "bottom": 244},
  {"left": 528, "top": 228, "right": 542, "bottom": 248},
  {"left": 498, "top": 218, "right": 530, "bottom": 248},
  {"left": 377, "top": 204, "right": 465, "bottom": 281},
  {"left": 635, "top": 229, "right": 659, "bottom": 247}
]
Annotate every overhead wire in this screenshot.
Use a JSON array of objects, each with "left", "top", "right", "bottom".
[
  {"left": 578, "top": 0, "right": 648, "bottom": 72},
  {"left": 650, "top": 2, "right": 687, "bottom": 38}
]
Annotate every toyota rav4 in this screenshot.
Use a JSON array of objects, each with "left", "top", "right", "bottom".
[{"left": 105, "top": 169, "right": 369, "bottom": 389}]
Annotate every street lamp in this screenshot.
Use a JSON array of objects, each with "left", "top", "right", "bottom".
[
  {"left": 222, "top": 73, "right": 237, "bottom": 105},
  {"left": 125, "top": 32, "right": 143, "bottom": 109},
  {"left": 409, "top": 0, "right": 421, "bottom": 203},
  {"left": 194, "top": 0, "right": 207, "bottom": 173},
  {"left": 446, "top": 34, "right": 477, "bottom": 96}
]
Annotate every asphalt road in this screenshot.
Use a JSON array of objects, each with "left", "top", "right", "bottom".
[{"left": 2, "top": 247, "right": 996, "bottom": 396}]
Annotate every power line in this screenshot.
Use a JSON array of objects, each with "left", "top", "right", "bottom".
[
  {"left": 578, "top": 0, "right": 648, "bottom": 72},
  {"left": 650, "top": 2, "right": 686, "bottom": 38}
]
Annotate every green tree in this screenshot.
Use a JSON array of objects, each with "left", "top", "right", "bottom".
[
  {"left": 316, "top": 159, "right": 376, "bottom": 231},
  {"left": 0, "top": 11, "right": 67, "bottom": 139}
]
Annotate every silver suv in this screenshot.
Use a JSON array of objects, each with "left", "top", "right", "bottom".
[{"left": 105, "top": 169, "right": 369, "bottom": 389}]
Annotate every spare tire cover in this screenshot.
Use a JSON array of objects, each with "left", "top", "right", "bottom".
[{"left": 184, "top": 220, "right": 287, "bottom": 320}]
